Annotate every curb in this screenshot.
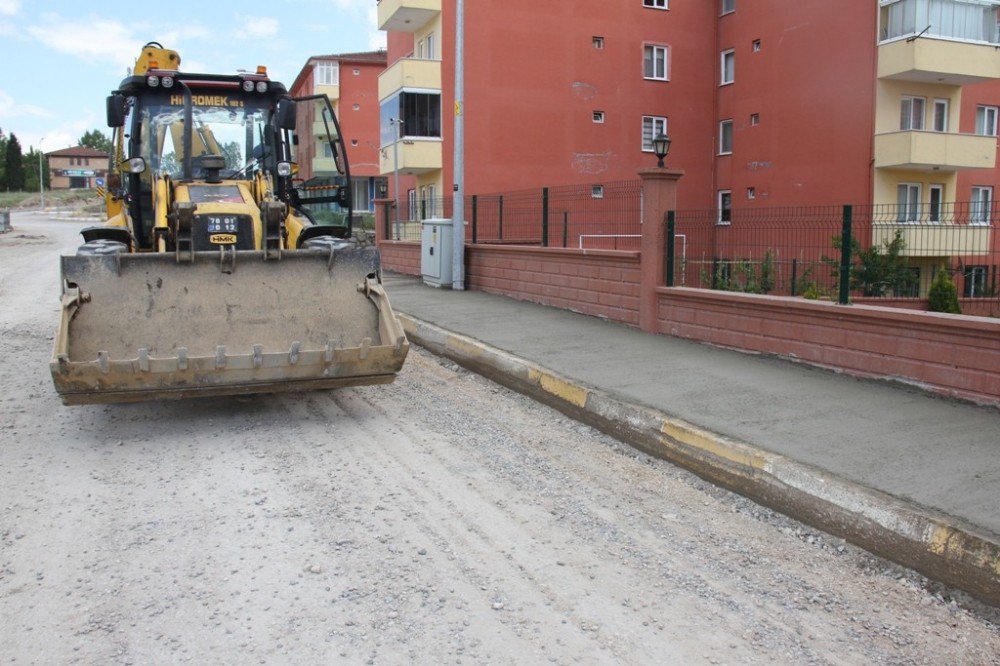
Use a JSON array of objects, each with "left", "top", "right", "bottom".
[{"left": 398, "top": 313, "right": 1000, "bottom": 606}]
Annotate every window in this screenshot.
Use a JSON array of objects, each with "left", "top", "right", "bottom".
[
  {"left": 971, "top": 186, "right": 993, "bottom": 224},
  {"left": 976, "top": 105, "right": 999, "bottom": 136},
  {"left": 720, "top": 49, "right": 735, "bottom": 84},
  {"left": 933, "top": 98, "right": 949, "bottom": 132},
  {"left": 897, "top": 183, "right": 921, "bottom": 222},
  {"left": 593, "top": 36, "right": 605, "bottom": 49},
  {"left": 929, "top": 184, "right": 944, "bottom": 222},
  {"left": 593, "top": 111, "right": 605, "bottom": 123},
  {"left": 407, "top": 189, "right": 417, "bottom": 221},
  {"left": 900, "top": 96, "right": 925, "bottom": 130},
  {"left": 718, "top": 190, "right": 732, "bottom": 224},
  {"left": 643, "top": 0, "right": 667, "bottom": 8},
  {"left": 641, "top": 115, "right": 668, "bottom": 151},
  {"left": 643, "top": 45, "right": 669, "bottom": 80},
  {"left": 750, "top": 113, "right": 760, "bottom": 126},
  {"left": 963, "top": 266, "right": 990, "bottom": 297},
  {"left": 592, "top": 185, "right": 605, "bottom": 199},
  {"left": 719, "top": 119, "right": 733, "bottom": 154},
  {"left": 880, "top": 0, "right": 1000, "bottom": 44},
  {"left": 746, "top": 187, "right": 756, "bottom": 200},
  {"left": 752, "top": 39, "right": 761, "bottom": 52},
  {"left": 426, "top": 32, "right": 436, "bottom": 59},
  {"left": 315, "top": 61, "right": 339, "bottom": 86},
  {"left": 416, "top": 39, "right": 424, "bottom": 59},
  {"left": 380, "top": 91, "right": 442, "bottom": 146},
  {"left": 722, "top": 0, "right": 735, "bottom": 14},
  {"left": 352, "top": 178, "right": 371, "bottom": 212}
]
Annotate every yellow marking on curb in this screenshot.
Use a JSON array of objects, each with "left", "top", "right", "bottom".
[
  {"left": 660, "top": 420, "right": 767, "bottom": 471},
  {"left": 928, "top": 525, "right": 952, "bottom": 556},
  {"left": 447, "top": 335, "right": 484, "bottom": 359},
  {"left": 528, "top": 369, "right": 589, "bottom": 408}
]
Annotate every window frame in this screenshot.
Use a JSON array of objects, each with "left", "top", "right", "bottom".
[
  {"left": 720, "top": 49, "right": 735, "bottom": 85},
  {"left": 900, "top": 95, "right": 926, "bottom": 131},
  {"left": 929, "top": 183, "right": 945, "bottom": 222},
  {"left": 932, "top": 98, "right": 949, "bottom": 132},
  {"left": 719, "top": 119, "right": 734, "bottom": 154},
  {"left": 976, "top": 105, "right": 999, "bottom": 136},
  {"left": 641, "top": 115, "right": 669, "bottom": 152},
  {"left": 643, "top": 44, "right": 670, "bottom": 81},
  {"left": 718, "top": 189, "right": 732, "bottom": 225},
  {"left": 897, "top": 182, "right": 921, "bottom": 222},
  {"left": 314, "top": 61, "right": 339, "bottom": 87},
  {"left": 963, "top": 265, "right": 990, "bottom": 298},
  {"left": 642, "top": 0, "right": 668, "bottom": 9},
  {"left": 721, "top": 0, "right": 735, "bottom": 15},
  {"left": 971, "top": 186, "right": 993, "bottom": 225}
]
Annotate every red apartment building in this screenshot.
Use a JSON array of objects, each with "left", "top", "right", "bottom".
[
  {"left": 378, "top": 0, "right": 1000, "bottom": 296},
  {"left": 289, "top": 51, "right": 389, "bottom": 212}
]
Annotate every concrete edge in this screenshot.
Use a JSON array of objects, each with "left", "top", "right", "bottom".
[{"left": 398, "top": 313, "right": 1000, "bottom": 606}]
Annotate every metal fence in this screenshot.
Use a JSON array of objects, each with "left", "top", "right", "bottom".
[
  {"left": 667, "top": 202, "right": 1000, "bottom": 311},
  {"left": 383, "top": 180, "right": 642, "bottom": 248}
]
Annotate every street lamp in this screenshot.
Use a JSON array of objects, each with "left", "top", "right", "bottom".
[
  {"left": 652, "top": 132, "right": 671, "bottom": 168},
  {"left": 38, "top": 138, "right": 45, "bottom": 211},
  {"left": 389, "top": 117, "right": 403, "bottom": 240}
]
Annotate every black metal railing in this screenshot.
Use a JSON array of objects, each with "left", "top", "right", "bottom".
[{"left": 666, "top": 202, "right": 1000, "bottom": 314}]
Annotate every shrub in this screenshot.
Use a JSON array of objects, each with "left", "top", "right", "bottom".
[{"left": 928, "top": 267, "right": 961, "bottom": 314}]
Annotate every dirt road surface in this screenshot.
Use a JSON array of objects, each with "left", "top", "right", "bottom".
[{"left": 1, "top": 213, "right": 998, "bottom": 664}]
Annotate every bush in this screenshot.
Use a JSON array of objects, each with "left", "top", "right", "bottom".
[{"left": 928, "top": 268, "right": 961, "bottom": 314}]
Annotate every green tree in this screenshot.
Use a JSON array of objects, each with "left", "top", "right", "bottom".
[
  {"left": 4, "top": 133, "right": 25, "bottom": 191},
  {"left": 830, "top": 230, "right": 916, "bottom": 297},
  {"left": 928, "top": 267, "right": 961, "bottom": 314},
  {"left": 22, "top": 148, "right": 49, "bottom": 192},
  {"left": 0, "top": 128, "right": 8, "bottom": 189},
  {"left": 78, "top": 129, "right": 113, "bottom": 154}
]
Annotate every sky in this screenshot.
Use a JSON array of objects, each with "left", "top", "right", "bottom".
[{"left": 0, "top": 0, "right": 385, "bottom": 154}]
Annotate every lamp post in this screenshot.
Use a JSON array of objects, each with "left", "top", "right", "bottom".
[
  {"left": 38, "top": 138, "right": 45, "bottom": 212},
  {"left": 652, "top": 132, "right": 671, "bottom": 168}
]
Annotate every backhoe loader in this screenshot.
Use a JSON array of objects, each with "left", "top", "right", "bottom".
[{"left": 50, "top": 43, "right": 408, "bottom": 405}]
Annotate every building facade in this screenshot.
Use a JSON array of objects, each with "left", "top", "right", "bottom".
[
  {"left": 289, "top": 51, "right": 389, "bottom": 213},
  {"left": 45, "top": 146, "right": 110, "bottom": 190},
  {"left": 378, "top": 0, "right": 1000, "bottom": 294}
]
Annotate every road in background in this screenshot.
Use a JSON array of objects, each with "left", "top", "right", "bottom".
[{"left": 1, "top": 213, "right": 997, "bottom": 664}]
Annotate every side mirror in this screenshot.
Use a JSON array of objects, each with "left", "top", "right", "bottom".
[
  {"left": 107, "top": 94, "right": 125, "bottom": 128},
  {"left": 275, "top": 98, "right": 296, "bottom": 130}
]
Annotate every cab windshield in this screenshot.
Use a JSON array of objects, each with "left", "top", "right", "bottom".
[{"left": 137, "top": 92, "right": 271, "bottom": 179}]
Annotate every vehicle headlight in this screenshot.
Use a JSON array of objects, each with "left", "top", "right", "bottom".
[
  {"left": 256, "top": 81, "right": 268, "bottom": 93},
  {"left": 146, "top": 75, "right": 160, "bottom": 87},
  {"left": 161, "top": 76, "right": 174, "bottom": 88},
  {"left": 126, "top": 157, "right": 146, "bottom": 174},
  {"left": 242, "top": 80, "right": 255, "bottom": 92},
  {"left": 276, "top": 161, "right": 292, "bottom": 177}
]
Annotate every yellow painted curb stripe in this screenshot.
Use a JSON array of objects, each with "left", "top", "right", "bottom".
[
  {"left": 660, "top": 420, "right": 768, "bottom": 471},
  {"left": 528, "top": 368, "right": 589, "bottom": 408}
]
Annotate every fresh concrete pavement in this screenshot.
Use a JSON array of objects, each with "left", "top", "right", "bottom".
[{"left": 382, "top": 272, "right": 1000, "bottom": 605}]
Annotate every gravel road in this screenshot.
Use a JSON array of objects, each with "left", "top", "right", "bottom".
[{"left": 1, "top": 212, "right": 998, "bottom": 664}]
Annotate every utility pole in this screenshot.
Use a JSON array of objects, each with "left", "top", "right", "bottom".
[
  {"left": 451, "top": 0, "right": 465, "bottom": 290},
  {"left": 390, "top": 118, "right": 402, "bottom": 240},
  {"left": 38, "top": 138, "right": 45, "bottom": 212}
]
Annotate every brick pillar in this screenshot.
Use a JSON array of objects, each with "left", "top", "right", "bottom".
[
  {"left": 638, "top": 167, "right": 684, "bottom": 334},
  {"left": 373, "top": 198, "right": 392, "bottom": 243}
]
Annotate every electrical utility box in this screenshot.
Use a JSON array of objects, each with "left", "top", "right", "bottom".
[{"left": 421, "top": 218, "right": 454, "bottom": 288}]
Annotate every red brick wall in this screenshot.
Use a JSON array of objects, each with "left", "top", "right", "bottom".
[
  {"left": 468, "top": 246, "right": 641, "bottom": 325},
  {"left": 379, "top": 241, "right": 421, "bottom": 276},
  {"left": 657, "top": 287, "right": 1000, "bottom": 405}
]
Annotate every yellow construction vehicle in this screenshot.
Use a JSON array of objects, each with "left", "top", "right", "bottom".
[{"left": 50, "top": 43, "right": 408, "bottom": 405}]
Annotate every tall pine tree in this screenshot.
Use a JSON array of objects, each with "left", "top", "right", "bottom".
[{"left": 4, "top": 133, "right": 25, "bottom": 191}]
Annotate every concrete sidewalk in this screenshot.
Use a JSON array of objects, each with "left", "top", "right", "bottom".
[{"left": 382, "top": 272, "right": 1000, "bottom": 604}]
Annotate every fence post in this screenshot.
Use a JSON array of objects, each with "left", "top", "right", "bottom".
[
  {"left": 498, "top": 196, "right": 504, "bottom": 240},
  {"left": 711, "top": 257, "right": 720, "bottom": 290},
  {"left": 471, "top": 195, "right": 478, "bottom": 244},
  {"left": 790, "top": 258, "right": 798, "bottom": 296},
  {"left": 665, "top": 210, "right": 675, "bottom": 287},
  {"left": 374, "top": 199, "right": 392, "bottom": 242},
  {"left": 839, "top": 204, "right": 853, "bottom": 305},
  {"left": 563, "top": 211, "right": 568, "bottom": 248},
  {"left": 541, "top": 187, "right": 549, "bottom": 247},
  {"left": 420, "top": 197, "right": 427, "bottom": 221},
  {"left": 638, "top": 167, "right": 684, "bottom": 333}
]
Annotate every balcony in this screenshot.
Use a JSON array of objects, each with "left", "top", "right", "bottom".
[
  {"left": 312, "top": 157, "right": 341, "bottom": 174},
  {"left": 313, "top": 120, "right": 340, "bottom": 139},
  {"left": 379, "top": 138, "right": 442, "bottom": 175},
  {"left": 377, "top": 0, "right": 440, "bottom": 32},
  {"left": 872, "top": 222, "right": 991, "bottom": 257},
  {"left": 874, "top": 131, "right": 996, "bottom": 171},
  {"left": 378, "top": 58, "right": 441, "bottom": 101},
  {"left": 878, "top": 38, "right": 1000, "bottom": 85}
]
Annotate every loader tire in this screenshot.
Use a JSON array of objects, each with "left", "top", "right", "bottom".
[{"left": 77, "top": 239, "right": 129, "bottom": 256}]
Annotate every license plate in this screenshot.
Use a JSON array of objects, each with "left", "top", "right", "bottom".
[
  {"left": 207, "top": 216, "right": 239, "bottom": 233},
  {"left": 210, "top": 233, "right": 238, "bottom": 244}
]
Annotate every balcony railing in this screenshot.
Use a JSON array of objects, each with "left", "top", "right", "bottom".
[
  {"left": 378, "top": 57, "right": 441, "bottom": 101},
  {"left": 379, "top": 138, "right": 442, "bottom": 175}
]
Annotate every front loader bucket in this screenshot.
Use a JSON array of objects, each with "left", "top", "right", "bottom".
[{"left": 50, "top": 245, "right": 409, "bottom": 405}]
